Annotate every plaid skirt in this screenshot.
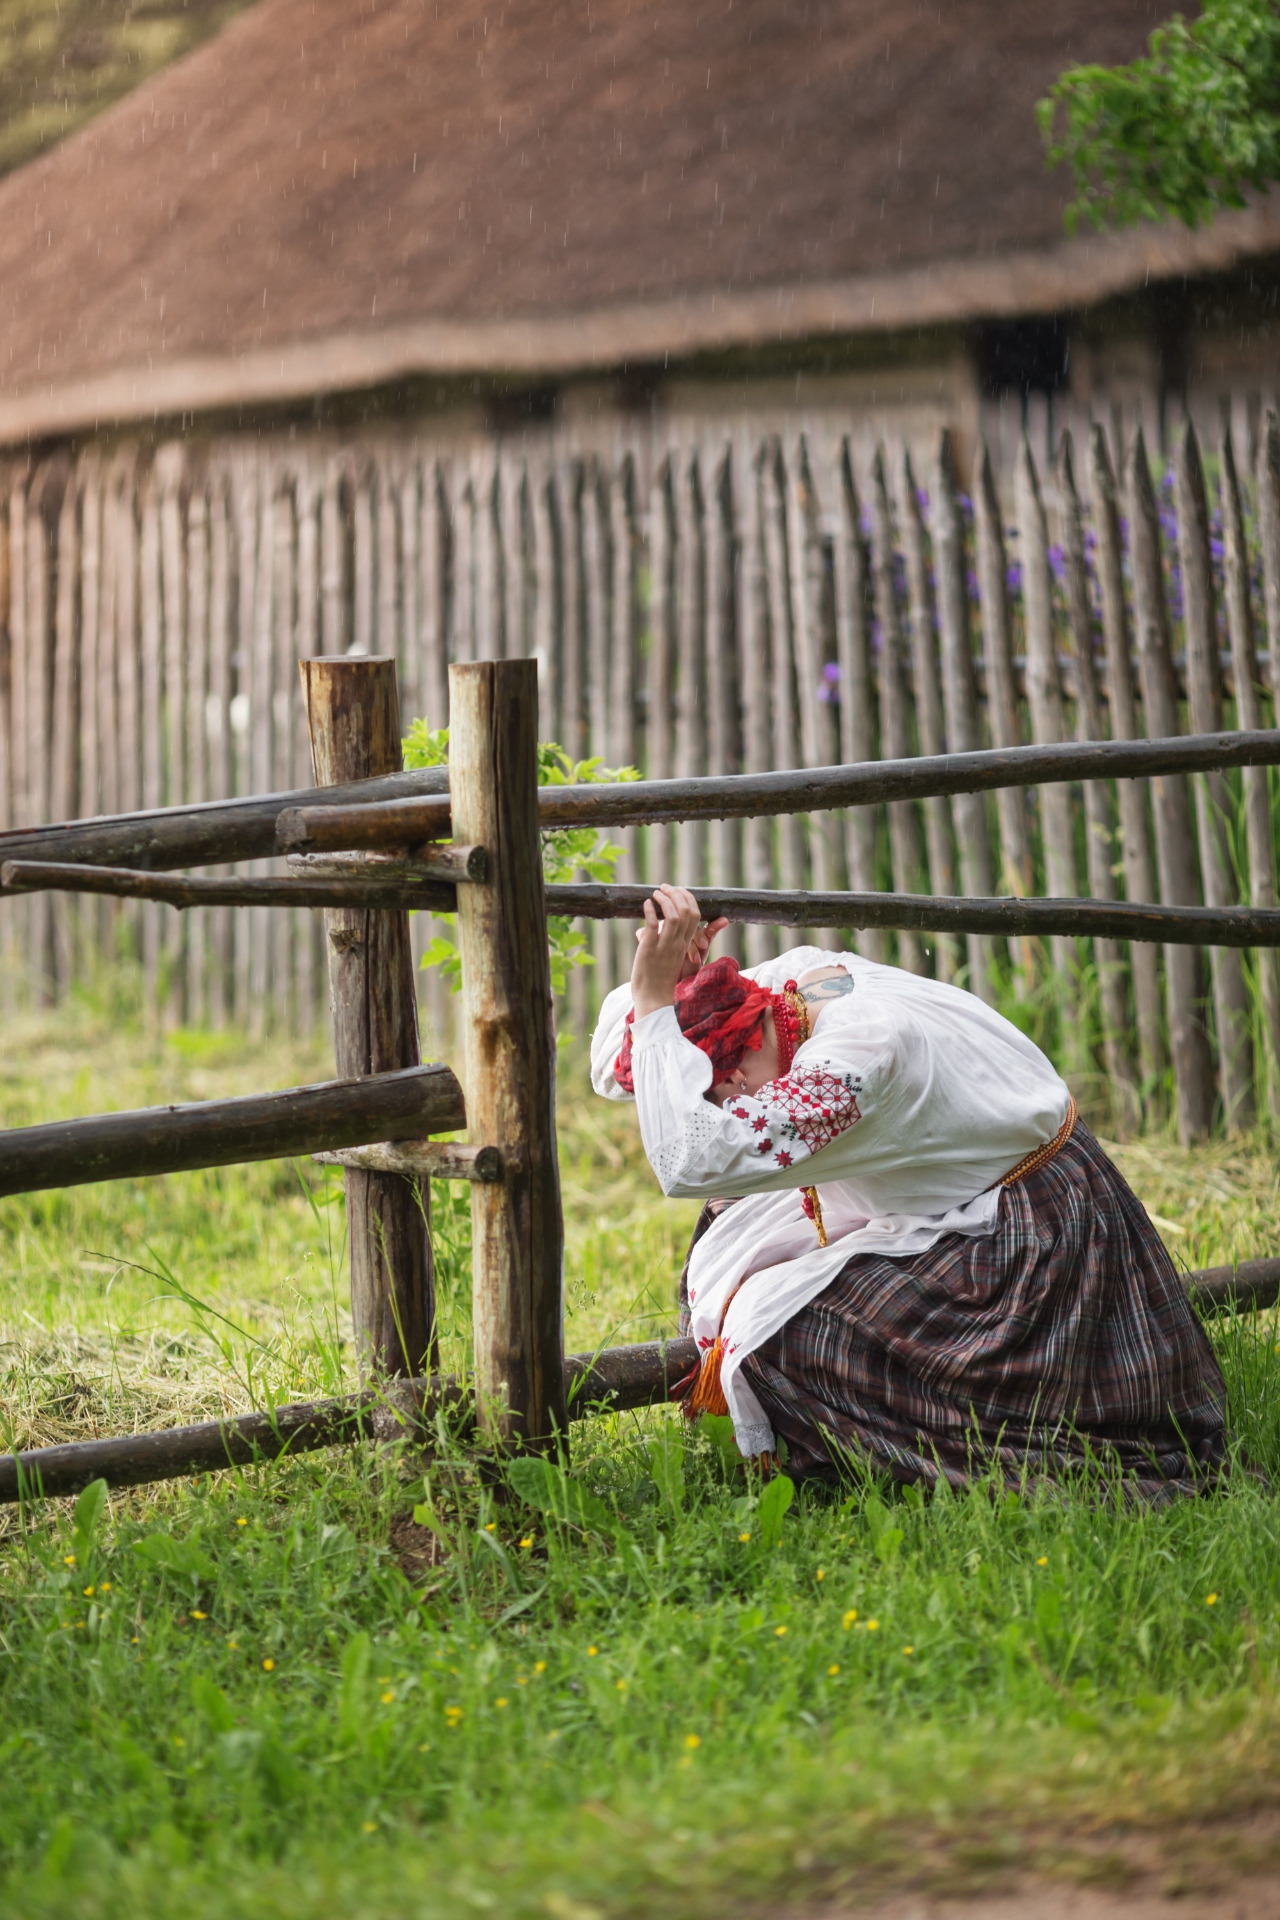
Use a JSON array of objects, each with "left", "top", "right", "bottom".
[{"left": 679, "top": 1122, "right": 1229, "bottom": 1499}]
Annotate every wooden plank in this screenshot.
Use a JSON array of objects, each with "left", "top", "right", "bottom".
[
  {"left": 282, "top": 730, "right": 1280, "bottom": 853},
  {"left": 49, "top": 466, "right": 79, "bottom": 994},
  {"left": 453, "top": 460, "right": 477, "bottom": 669},
  {"left": 315, "top": 1140, "right": 502, "bottom": 1181},
  {"left": 1055, "top": 434, "right": 1137, "bottom": 1123},
  {"left": 320, "top": 458, "right": 347, "bottom": 657},
  {"left": 647, "top": 456, "right": 676, "bottom": 881},
  {"left": 765, "top": 440, "right": 806, "bottom": 940},
  {"left": 1088, "top": 423, "right": 1165, "bottom": 1098},
  {"left": 271, "top": 476, "right": 298, "bottom": 1031},
  {"left": 1227, "top": 422, "right": 1280, "bottom": 1115},
  {"left": 737, "top": 433, "right": 777, "bottom": 965},
  {"left": 302, "top": 655, "right": 436, "bottom": 1377},
  {"left": 206, "top": 470, "right": 234, "bottom": 1026},
  {"left": 248, "top": 465, "right": 275, "bottom": 1033},
  {"left": 1015, "top": 435, "right": 1079, "bottom": 1000},
  {"left": 19, "top": 859, "right": 1280, "bottom": 949},
  {"left": 530, "top": 457, "right": 558, "bottom": 744},
  {"left": 832, "top": 437, "right": 884, "bottom": 963},
  {"left": 450, "top": 658, "right": 566, "bottom": 1451},
  {"left": 470, "top": 450, "right": 496, "bottom": 665},
  {"left": 674, "top": 445, "right": 708, "bottom": 891},
  {"left": 931, "top": 429, "right": 994, "bottom": 998},
  {"left": 139, "top": 470, "right": 165, "bottom": 1003},
  {"left": 607, "top": 442, "right": 642, "bottom": 982},
  {"left": 184, "top": 473, "right": 210, "bottom": 1026},
  {"left": 76, "top": 459, "right": 103, "bottom": 977},
  {"left": 0, "top": 1062, "right": 463, "bottom": 1200},
  {"left": 898, "top": 444, "right": 957, "bottom": 980},
  {"left": 1126, "top": 428, "right": 1215, "bottom": 1143},
  {"left": 974, "top": 441, "right": 1031, "bottom": 987},
  {"left": 352, "top": 463, "right": 374, "bottom": 657},
  {"left": 787, "top": 430, "right": 842, "bottom": 945},
  {"left": 870, "top": 447, "right": 923, "bottom": 972},
  {"left": 159, "top": 451, "right": 188, "bottom": 1021},
  {"left": 24, "top": 467, "right": 55, "bottom": 996},
  {"left": 0, "top": 1334, "right": 703, "bottom": 1504},
  {"left": 377, "top": 454, "right": 400, "bottom": 660},
  {"left": 421, "top": 458, "right": 450, "bottom": 728},
  {"left": 582, "top": 457, "right": 614, "bottom": 993},
  {"left": 293, "top": 463, "right": 322, "bottom": 1032},
  {"left": 231, "top": 454, "right": 259, "bottom": 1026},
  {"left": 97, "top": 463, "right": 122, "bottom": 825},
  {"left": 1174, "top": 419, "right": 1253, "bottom": 1129},
  {"left": 500, "top": 453, "right": 527, "bottom": 664},
  {"left": 705, "top": 440, "right": 743, "bottom": 963}
]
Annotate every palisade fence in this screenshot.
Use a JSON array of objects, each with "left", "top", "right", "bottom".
[{"left": 3, "top": 401, "right": 1280, "bottom": 1136}]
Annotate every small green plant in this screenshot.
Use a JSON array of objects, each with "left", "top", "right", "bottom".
[{"left": 402, "top": 722, "right": 638, "bottom": 995}]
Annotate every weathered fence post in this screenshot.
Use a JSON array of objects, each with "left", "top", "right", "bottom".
[
  {"left": 300, "top": 655, "right": 435, "bottom": 1377},
  {"left": 449, "top": 659, "right": 567, "bottom": 1454}
]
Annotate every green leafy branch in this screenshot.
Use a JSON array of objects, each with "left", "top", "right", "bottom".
[
  {"left": 1039, "top": 0, "right": 1280, "bottom": 232},
  {"left": 402, "top": 720, "right": 638, "bottom": 996}
]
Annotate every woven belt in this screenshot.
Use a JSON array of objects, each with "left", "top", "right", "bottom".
[{"left": 1000, "top": 1096, "right": 1078, "bottom": 1187}]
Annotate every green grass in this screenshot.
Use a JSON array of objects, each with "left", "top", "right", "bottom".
[
  {"left": 2, "top": 995, "right": 1280, "bottom": 1917},
  {"left": 0, "top": 0, "right": 257, "bottom": 180}
]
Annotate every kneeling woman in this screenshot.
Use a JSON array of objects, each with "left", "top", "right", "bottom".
[{"left": 591, "top": 885, "right": 1228, "bottom": 1498}]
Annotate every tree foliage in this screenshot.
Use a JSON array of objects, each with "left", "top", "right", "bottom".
[{"left": 1040, "top": 0, "right": 1280, "bottom": 231}]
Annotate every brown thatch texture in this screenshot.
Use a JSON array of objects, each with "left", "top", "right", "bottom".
[{"left": 0, "top": 0, "right": 1275, "bottom": 432}]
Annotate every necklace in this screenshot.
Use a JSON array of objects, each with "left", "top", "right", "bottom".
[{"left": 777, "top": 981, "right": 828, "bottom": 1247}]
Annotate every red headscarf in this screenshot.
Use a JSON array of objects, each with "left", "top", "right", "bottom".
[{"left": 613, "top": 956, "right": 777, "bottom": 1094}]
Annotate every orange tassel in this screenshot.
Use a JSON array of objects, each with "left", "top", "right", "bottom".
[
  {"left": 801, "top": 1185, "right": 829, "bottom": 1247},
  {"left": 673, "top": 1339, "right": 729, "bottom": 1419}
]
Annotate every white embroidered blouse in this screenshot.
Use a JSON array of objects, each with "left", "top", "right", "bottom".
[{"left": 590, "top": 947, "right": 1071, "bottom": 1459}]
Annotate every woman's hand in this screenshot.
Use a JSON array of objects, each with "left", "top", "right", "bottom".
[
  {"left": 678, "top": 912, "right": 729, "bottom": 981},
  {"left": 631, "top": 886, "right": 718, "bottom": 1019}
]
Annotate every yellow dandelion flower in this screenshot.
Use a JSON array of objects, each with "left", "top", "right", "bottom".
[
  {"left": 63, "top": 1555, "right": 75, "bottom": 1566},
  {"left": 615, "top": 1678, "right": 627, "bottom": 1691},
  {"left": 192, "top": 1611, "right": 207, "bottom": 1621},
  {"left": 130, "top": 1635, "right": 139, "bottom": 1644},
  {"left": 98, "top": 1582, "right": 111, "bottom": 1593},
  {"left": 362, "top": 1821, "right": 377, "bottom": 1833},
  {"left": 684, "top": 1733, "right": 701, "bottom": 1750},
  {"left": 815, "top": 1569, "right": 825, "bottom": 1581},
  {"left": 587, "top": 1645, "right": 598, "bottom": 1656},
  {"left": 483, "top": 1522, "right": 497, "bottom": 1533},
  {"left": 227, "top": 1639, "right": 239, "bottom": 1650},
  {"left": 519, "top": 1537, "right": 534, "bottom": 1549},
  {"left": 381, "top": 1690, "right": 394, "bottom": 1704},
  {"left": 516, "top": 1675, "right": 528, "bottom": 1686},
  {"left": 496, "top": 1697, "right": 509, "bottom": 1708},
  {"left": 867, "top": 1619, "right": 879, "bottom": 1631},
  {"left": 1036, "top": 1556, "right": 1048, "bottom": 1567},
  {"left": 535, "top": 1660, "right": 547, "bottom": 1674},
  {"left": 842, "top": 1610, "right": 858, "bottom": 1629},
  {"left": 235, "top": 1517, "right": 248, "bottom": 1528},
  {"left": 827, "top": 1664, "right": 840, "bottom": 1676},
  {"left": 444, "top": 1705, "right": 463, "bottom": 1726},
  {"left": 774, "top": 1625, "right": 788, "bottom": 1637},
  {"left": 1206, "top": 1592, "right": 1218, "bottom": 1606},
  {"left": 262, "top": 1657, "right": 275, "bottom": 1671},
  {"left": 902, "top": 1645, "right": 914, "bottom": 1655},
  {"left": 738, "top": 1531, "right": 751, "bottom": 1542},
  {"left": 82, "top": 1585, "right": 95, "bottom": 1597},
  {"left": 173, "top": 1736, "right": 186, "bottom": 1749}
]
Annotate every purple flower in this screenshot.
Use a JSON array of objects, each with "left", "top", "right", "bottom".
[
  {"left": 1210, "top": 537, "right": 1225, "bottom": 561},
  {"left": 916, "top": 487, "right": 930, "bottom": 510},
  {"left": 823, "top": 661, "right": 841, "bottom": 683},
  {"left": 1048, "top": 543, "right": 1065, "bottom": 581},
  {"left": 1006, "top": 561, "right": 1023, "bottom": 594}
]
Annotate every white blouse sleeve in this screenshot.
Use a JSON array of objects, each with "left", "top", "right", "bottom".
[
  {"left": 629, "top": 1005, "right": 873, "bottom": 1199},
  {"left": 590, "top": 981, "right": 639, "bottom": 1101}
]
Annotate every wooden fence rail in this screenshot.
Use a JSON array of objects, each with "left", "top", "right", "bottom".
[{"left": 4, "top": 409, "right": 1280, "bottom": 1133}]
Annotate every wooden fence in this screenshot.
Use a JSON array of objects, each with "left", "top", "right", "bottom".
[
  {"left": 2, "top": 406, "right": 1280, "bottom": 1135},
  {"left": 4, "top": 655, "right": 1280, "bottom": 1503}
]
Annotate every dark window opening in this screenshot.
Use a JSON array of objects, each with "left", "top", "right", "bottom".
[
  {"left": 974, "top": 318, "right": 1071, "bottom": 397},
  {"left": 486, "top": 384, "right": 559, "bottom": 431}
]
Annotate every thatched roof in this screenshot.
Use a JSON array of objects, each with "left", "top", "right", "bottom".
[{"left": 0, "top": 0, "right": 1277, "bottom": 440}]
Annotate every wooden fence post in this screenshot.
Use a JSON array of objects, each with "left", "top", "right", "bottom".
[
  {"left": 300, "top": 655, "right": 435, "bottom": 1377},
  {"left": 449, "top": 658, "right": 567, "bottom": 1454}
]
